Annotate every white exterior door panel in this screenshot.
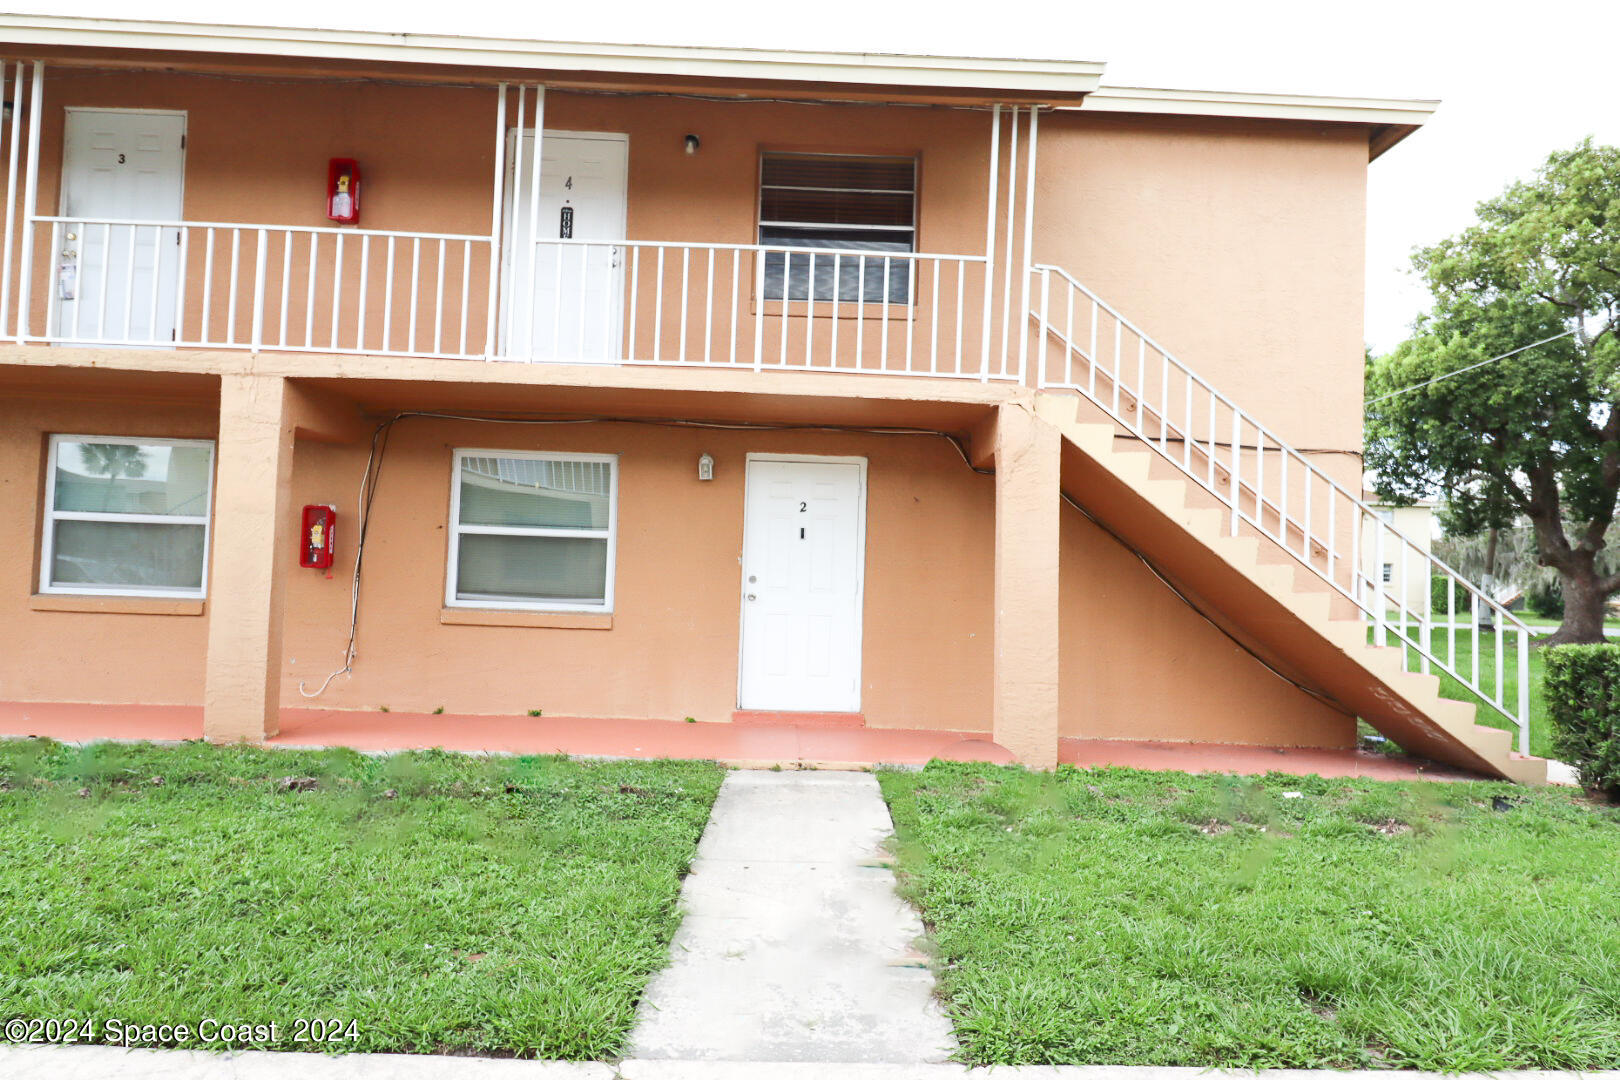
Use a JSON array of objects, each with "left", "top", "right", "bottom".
[
  {"left": 738, "top": 457, "right": 866, "bottom": 712},
  {"left": 501, "top": 130, "right": 627, "bottom": 361},
  {"left": 57, "top": 109, "right": 185, "bottom": 344}
]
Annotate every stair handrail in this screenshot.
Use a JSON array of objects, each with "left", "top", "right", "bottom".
[{"left": 1031, "top": 262, "right": 1533, "bottom": 755}]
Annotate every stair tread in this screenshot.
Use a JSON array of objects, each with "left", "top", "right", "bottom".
[{"left": 1038, "top": 387, "right": 1536, "bottom": 783}]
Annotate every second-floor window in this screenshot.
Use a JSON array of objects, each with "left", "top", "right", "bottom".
[{"left": 759, "top": 153, "right": 916, "bottom": 304}]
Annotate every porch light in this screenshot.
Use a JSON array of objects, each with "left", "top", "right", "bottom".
[
  {"left": 684, "top": 133, "right": 700, "bottom": 155},
  {"left": 698, "top": 453, "right": 714, "bottom": 481}
]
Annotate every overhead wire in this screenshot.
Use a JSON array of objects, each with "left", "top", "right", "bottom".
[{"left": 1365, "top": 328, "right": 1579, "bottom": 407}]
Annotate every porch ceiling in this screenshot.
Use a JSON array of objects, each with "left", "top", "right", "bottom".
[
  {"left": 0, "top": 361, "right": 217, "bottom": 405},
  {"left": 0, "top": 15, "right": 1105, "bottom": 106},
  {"left": 0, "top": 342, "right": 1011, "bottom": 436},
  {"left": 296, "top": 374, "right": 1004, "bottom": 437}
]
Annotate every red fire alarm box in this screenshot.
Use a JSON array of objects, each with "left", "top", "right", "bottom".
[
  {"left": 326, "top": 158, "right": 360, "bottom": 225},
  {"left": 300, "top": 504, "right": 337, "bottom": 569}
]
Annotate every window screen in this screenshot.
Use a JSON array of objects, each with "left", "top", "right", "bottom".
[{"left": 759, "top": 153, "right": 916, "bottom": 303}]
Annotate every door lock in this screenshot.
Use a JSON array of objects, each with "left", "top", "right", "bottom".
[{"left": 746, "top": 594, "right": 756, "bottom": 601}]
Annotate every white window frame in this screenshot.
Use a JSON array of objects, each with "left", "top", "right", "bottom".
[
  {"left": 39, "top": 434, "right": 215, "bottom": 599},
  {"left": 445, "top": 448, "right": 619, "bottom": 613}
]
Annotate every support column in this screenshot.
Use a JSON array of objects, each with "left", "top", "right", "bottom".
[
  {"left": 992, "top": 400, "right": 1061, "bottom": 768},
  {"left": 204, "top": 374, "right": 295, "bottom": 742}
]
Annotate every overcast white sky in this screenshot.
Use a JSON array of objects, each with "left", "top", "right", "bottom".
[{"left": 19, "top": 0, "right": 1617, "bottom": 353}]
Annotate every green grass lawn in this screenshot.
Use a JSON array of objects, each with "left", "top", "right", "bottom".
[
  {"left": 0, "top": 739, "right": 723, "bottom": 1058},
  {"left": 883, "top": 762, "right": 1620, "bottom": 1070}
]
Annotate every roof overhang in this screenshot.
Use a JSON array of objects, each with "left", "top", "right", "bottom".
[
  {"left": 0, "top": 14, "right": 1106, "bottom": 104},
  {"left": 1080, "top": 85, "right": 1438, "bottom": 160}
]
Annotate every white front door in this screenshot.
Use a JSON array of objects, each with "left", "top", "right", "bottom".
[
  {"left": 501, "top": 130, "right": 628, "bottom": 361},
  {"left": 738, "top": 457, "right": 866, "bottom": 713},
  {"left": 57, "top": 109, "right": 185, "bottom": 344}
]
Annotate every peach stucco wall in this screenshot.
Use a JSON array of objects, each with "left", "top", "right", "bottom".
[
  {"left": 1059, "top": 507, "right": 1352, "bottom": 747},
  {"left": 1034, "top": 109, "right": 1369, "bottom": 475},
  {"left": 25, "top": 73, "right": 1371, "bottom": 431},
  {"left": 3, "top": 387, "right": 1352, "bottom": 748},
  {"left": 27, "top": 73, "right": 998, "bottom": 365},
  {"left": 0, "top": 391, "right": 217, "bottom": 706},
  {"left": 0, "top": 63, "right": 1377, "bottom": 750},
  {"left": 278, "top": 421, "right": 995, "bottom": 729}
]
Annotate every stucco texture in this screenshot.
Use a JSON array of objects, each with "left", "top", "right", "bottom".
[
  {"left": 3, "top": 387, "right": 1351, "bottom": 749},
  {"left": 0, "top": 61, "right": 1377, "bottom": 754},
  {"left": 0, "top": 389, "right": 217, "bottom": 706}
]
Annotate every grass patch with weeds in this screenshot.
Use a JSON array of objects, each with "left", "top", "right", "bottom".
[
  {"left": 0, "top": 739, "right": 723, "bottom": 1059},
  {"left": 881, "top": 761, "right": 1620, "bottom": 1070}
]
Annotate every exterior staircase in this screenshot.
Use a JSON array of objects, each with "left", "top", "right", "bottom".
[{"left": 1027, "top": 264, "right": 1550, "bottom": 783}]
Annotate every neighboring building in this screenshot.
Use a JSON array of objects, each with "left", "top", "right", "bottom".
[
  {"left": 0, "top": 15, "right": 1545, "bottom": 781},
  {"left": 1359, "top": 499, "right": 1434, "bottom": 616}
]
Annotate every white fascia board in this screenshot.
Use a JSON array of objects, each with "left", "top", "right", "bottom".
[
  {"left": 0, "top": 14, "right": 1107, "bottom": 95},
  {"left": 1080, "top": 85, "right": 1438, "bottom": 127}
]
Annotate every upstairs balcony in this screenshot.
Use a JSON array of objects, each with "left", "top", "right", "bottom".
[
  {"left": 33, "top": 220, "right": 1000, "bottom": 379},
  {"left": 0, "top": 52, "right": 1075, "bottom": 385}
]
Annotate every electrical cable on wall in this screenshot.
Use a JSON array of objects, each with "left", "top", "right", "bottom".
[
  {"left": 297, "top": 410, "right": 982, "bottom": 698},
  {"left": 1054, "top": 489, "right": 1347, "bottom": 711},
  {"left": 299, "top": 407, "right": 1347, "bottom": 714}
]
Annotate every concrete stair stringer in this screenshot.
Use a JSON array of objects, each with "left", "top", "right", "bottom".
[{"left": 1033, "top": 391, "right": 1550, "bottom": 784}]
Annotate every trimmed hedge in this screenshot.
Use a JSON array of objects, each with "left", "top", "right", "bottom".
[
  {"left": 1429, "top": 574, "right": 1466, "bottom": 614},
  {"left": 1545, "top": 644, "right": 1620, "bottom": 796}
]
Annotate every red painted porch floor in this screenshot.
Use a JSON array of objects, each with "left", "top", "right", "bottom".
[{"left": 0, "top": 700, "right": 1483, "bottom": 779}]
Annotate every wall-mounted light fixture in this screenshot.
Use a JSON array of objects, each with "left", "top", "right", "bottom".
[
  {"left": 697, "top": 452, "right": 714, "bottom": 481},
  {"left": 684, "top": 133, "right": 701, "bottom": 155}
]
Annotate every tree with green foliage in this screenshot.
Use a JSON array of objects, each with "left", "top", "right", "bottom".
[{"left": 1366, "top": 139, "right": 1620, "bottom": 644}]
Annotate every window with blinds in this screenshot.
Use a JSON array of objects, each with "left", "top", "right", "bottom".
[{"left": 758, "top": 153, "right": 916, "bottom": 304}]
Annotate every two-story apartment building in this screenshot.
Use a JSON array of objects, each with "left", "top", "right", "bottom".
[{"left": 0, "top": 15, "right": 1547, "bottom": 780}]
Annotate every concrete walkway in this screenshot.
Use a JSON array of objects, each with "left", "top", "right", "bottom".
[{"left": 627, "top": 770, "right": 956, "bottom": 1063}]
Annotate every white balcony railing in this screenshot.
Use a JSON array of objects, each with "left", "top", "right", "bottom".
[
  {"left": 29, "top": 217, "right": 1005, "bottom": 380},
  {"left": 38, "top": 217, "right": 493, "bottom": 359},
  {"left": 516, "top": 239, "right": 995, "bottom": 377}
]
